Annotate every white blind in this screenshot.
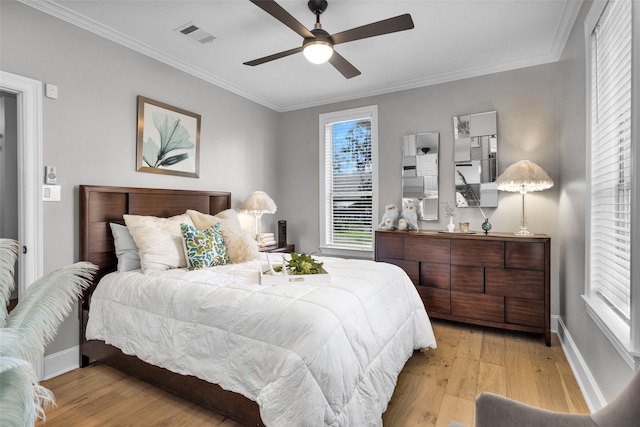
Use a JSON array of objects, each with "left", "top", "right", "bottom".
[
  {"left": 589, "top": 0, "right": 633, "bottom": 322},
  {"left": 323, "top": 118, "right": 373, "bottom": 249}
]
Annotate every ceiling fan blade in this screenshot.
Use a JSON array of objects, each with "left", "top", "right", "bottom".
[
  {"left": 243, "top": 46, "right": 304, "bottom": 66},
  {"left": 250, "top": 0, "right": 314, "bottom": 39},
  {"left": 331, "top": 14, "right": 414, "bottom": 45},
  {"left": 328, "top": 51, "right": 361, "bottom": 79}
]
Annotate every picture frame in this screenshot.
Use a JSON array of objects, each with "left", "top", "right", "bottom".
[{"left": 136, "top": 96, "right": 201, "bottom": 178}]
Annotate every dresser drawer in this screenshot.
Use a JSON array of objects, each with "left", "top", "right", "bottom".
[
  {"left": 451, "top": 265, "right": 484, "bottom": 293},
  {"left": 376, "top": 234, "right": 405, "bottom": 259},
  {"left": 451, "top": 291, "right": 504, "bottom": 323},
  {"left": 506, "top": 297, "right": 545, "bottom": 327},
  {"left": 420, "top": 262, "right": 450, "bottom": 289},
  {"left": 420, "top": 287, "right": 450, "bottom": 315},
  {"left": 405, "top": 236, "right": 450, "bottom": 264},
  {"left": 485, "top": 268, "right": 544, "bottom": 300},
  {"left": 505, "top": 241, "right": 546, "bottom": 271},
  {"left": 451, "top": 240, "right": 504, "bottom": 268}
]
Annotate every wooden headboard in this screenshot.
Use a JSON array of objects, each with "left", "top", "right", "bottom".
[{"left": 79, "top": 185, "right": 231, "bottom": 301}]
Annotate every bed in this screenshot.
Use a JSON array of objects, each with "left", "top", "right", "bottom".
[{"left": 79, "top": 185, "right": 436, "bottom": 426}]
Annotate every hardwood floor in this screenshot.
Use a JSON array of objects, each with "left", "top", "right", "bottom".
[{"left": 37, "top": 320, "right": 589, "bottom": 426}]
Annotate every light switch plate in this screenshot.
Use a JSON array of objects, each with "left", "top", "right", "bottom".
[{"left": 43, "top": 185, "right": 61, "bottom": 201}]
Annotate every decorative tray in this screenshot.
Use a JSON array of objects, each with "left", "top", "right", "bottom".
[{"left": 260, "top": 267, "right": 331, "bottom": 286}]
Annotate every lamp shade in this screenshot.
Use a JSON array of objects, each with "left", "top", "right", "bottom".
[
  {"left": 240, "top": 191, "right": 277, "bottom": 214},
  {"left": 495, "top": 160, "right": 554, "bottom": 193}
]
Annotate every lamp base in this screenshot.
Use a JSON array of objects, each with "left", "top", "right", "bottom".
[
  {"left": 253, "top": 213, "right": 264, "bottom": 247},
  {"left": 515, "top": 192, "right": 534, "bottom": 237},
  {"left": 514, "top": 228, "right": 533, "bottom": 237}
]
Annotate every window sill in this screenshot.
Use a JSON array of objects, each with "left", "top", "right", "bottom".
[
  {"left": 582, "top": 295, "right": 640, "bottom": 370},
  {"left": 319, "top": 246, "right": 373, "bottom": 260}
]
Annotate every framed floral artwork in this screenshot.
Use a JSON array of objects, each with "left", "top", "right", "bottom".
[{"left": 136, "top": 96, "right": 200, "bottom": 178}]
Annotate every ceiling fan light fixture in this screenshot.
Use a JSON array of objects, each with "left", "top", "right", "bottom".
[
  {"left": 246, "top": 0, "right": 414, "bottom": 78},
  {"left": 303, "top": 41, "right": 333, "bottom": 64}
]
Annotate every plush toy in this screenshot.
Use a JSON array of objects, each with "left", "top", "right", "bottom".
[
  {"left": 378, "top": 204, "right": 399, "bottom": 230},
  {"left": 399, "top": 199, "right": 419, "bottom": 231},
  {"left": 397, "top": 218, "right": 408, "bottom": 231}
]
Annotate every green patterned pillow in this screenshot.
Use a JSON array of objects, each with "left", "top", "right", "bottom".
[{"left": 180, "top": 222, "right": 229, "bottom": 270}]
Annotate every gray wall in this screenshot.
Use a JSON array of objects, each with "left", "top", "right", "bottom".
[
  {"left": 1, "top": 1, "right": 279, "bottom": 355},
  {"left": 278, "top": 63, "right": 562, "bottom": 312},
  {"left": 557, "top": 0, "right": 634, "bottom": 401}
]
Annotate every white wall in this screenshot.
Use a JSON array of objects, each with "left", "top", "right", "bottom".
[{"left": 0, "top": 1, "right": 279, "bottom": 355}]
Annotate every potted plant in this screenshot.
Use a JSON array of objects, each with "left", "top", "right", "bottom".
[{"left": 262, "top": 253, "right": 330, "bottom": 285}]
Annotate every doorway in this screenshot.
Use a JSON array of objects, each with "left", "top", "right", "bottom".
[
  {"left": 0, "top": 91, "right": 19, "bottom": 305},
  {"left": 0, "top": 70, "right": 44, "bottom": 377}
]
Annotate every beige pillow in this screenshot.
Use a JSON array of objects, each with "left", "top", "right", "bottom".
[
  {"left": 123, "top": 213, "right": 194, "bottom": 274},
  {"left": 186, "top": 209, "right": 259, "bottom": 263}
]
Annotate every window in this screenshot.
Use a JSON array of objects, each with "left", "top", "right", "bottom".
[
  {"left": 319, "top": 105, "right": 378, "bottom": 257},
  {"left": 584, "top": 0, "right": 639, "bottom": 366}
]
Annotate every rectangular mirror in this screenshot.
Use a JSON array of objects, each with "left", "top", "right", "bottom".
[
  {"left": 402, "top": 132, "right": 439, "bottom": 220},
  {"left": 453, "top": 111, "right": 498, "bottom": 208}
]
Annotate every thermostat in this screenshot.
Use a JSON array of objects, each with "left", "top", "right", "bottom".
[{"left": 45, "top": 166, "right": 57, "bottom": 184}]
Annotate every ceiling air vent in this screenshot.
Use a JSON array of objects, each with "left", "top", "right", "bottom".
[{"left": 175, "top": 22, "right": 215, "bottom": 44}]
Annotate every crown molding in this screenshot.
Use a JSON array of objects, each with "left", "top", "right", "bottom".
[
  {"left": 279, "top": 0, "right": 584, "bottom": 112},
  {"left": 280, "top": 52, "right": 560, "bottom": 112},
  {"left": 17, "top": 0, "right": 280, "bottom": 111},
  {"left": 18, "top": 0, "right": 583, "bottom": 113}
]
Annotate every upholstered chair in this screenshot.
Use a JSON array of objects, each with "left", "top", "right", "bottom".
[
  {"left": 449, "top": 368, "right": 640, "bottom": 427},
  {"left": 476, "top": 368, "right": 639, "bottom": 427}
]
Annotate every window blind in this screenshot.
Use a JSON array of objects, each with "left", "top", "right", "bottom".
[
  {"left": 590, "top": 0, "right": 633, "bottom": 322},
  {"left": 323, "top": 118, "right": 373, "bottom": 249}
]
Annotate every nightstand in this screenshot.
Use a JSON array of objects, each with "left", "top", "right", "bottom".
[{"left": 260, "top": 244, "right": 295, "bottom": 253}]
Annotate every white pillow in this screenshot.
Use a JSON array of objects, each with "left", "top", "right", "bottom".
[
  {"left": 123, "top": 213, "right": 194, "bottom": 274},
  {"left": 109, "top": 223, "right": 140, "bottom": 272},
  {"left": 186, "top": 209, "right": 259, "bottom": 264}
]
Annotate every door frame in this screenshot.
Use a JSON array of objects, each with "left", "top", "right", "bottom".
[{"left": 0, "top": 70, "right": 44, "bottom": 375}]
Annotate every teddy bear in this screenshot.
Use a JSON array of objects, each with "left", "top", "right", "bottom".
[
  {"left": 399, "top": 199, "right": 419, "bottom": 231},
  {"left": 378, "top": 204, "right": 399, "bottom": 230}
]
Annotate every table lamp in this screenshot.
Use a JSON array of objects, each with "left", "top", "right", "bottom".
[
  {"left": 495, "top": 160, "right": 553, "bottom": 236},
  {"left": 240, "top": 191, "right": 277, "bottom": 246}
]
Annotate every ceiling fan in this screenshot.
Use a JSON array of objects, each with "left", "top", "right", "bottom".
[{"left": 244, "top": 0, "right": 414, "bottom": 79}]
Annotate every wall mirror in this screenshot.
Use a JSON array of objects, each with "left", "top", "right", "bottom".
[
  {"left": 402, "top": 132, "right": 439, "bottom": 220},
  {"left": 453, "top": 111, "right": 498, "bottom": 208}
]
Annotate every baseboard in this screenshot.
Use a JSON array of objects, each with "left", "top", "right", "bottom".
[
  {"left": 43, "top": 345, "right": 79, "bottom": 380},
  {"left": 555, "top": 315, "right": 607, "bottom": 412}
]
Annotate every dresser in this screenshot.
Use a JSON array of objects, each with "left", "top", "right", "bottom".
[{"left": 375, "top": 231, "right": 550, "bottom": 345}]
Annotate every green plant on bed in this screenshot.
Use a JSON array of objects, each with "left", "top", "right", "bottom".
[{"left": 273, "top": 253, "right": 324, "bottom": 275}]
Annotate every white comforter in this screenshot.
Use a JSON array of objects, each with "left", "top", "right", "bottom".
[{"left": 86, "top": 255, "right": 436, "bottom": 426}]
